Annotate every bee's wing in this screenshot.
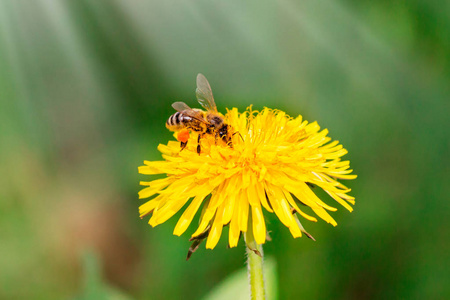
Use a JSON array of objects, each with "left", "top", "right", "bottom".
[
  {"left": 171, "top": 101, "right": 208, "bottom": 124},
  {"left": 172, "top": 101, "right": 192, "bottom": 112},
  {"left": 196, "top": 73, "right": 218, "bottom": 112}
]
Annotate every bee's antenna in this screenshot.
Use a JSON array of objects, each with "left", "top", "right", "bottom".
[{"left": 232, "top": 131, "right": 244, "bottom": 142}]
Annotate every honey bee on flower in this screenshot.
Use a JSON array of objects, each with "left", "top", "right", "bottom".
[
  {"left": 165, "top": 74, "right": 234, "bottom": 154},
  {"left": 139, "top": 74, "right": 356, "bottom": 259}
]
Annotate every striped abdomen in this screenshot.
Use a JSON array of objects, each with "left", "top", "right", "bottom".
[
  {"left": 166, "top": 112, "right": 186, "bottom": 131},
  {"left": 166, "top": 111, "right": 206, "bottom": 133}
]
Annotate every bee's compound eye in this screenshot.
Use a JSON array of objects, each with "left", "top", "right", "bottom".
[
  {"left": 177, "top": 129, "right": 190, "bottom": 143},
  {"left": 220, "top": 127, "right": 228, "bottom": 136}
]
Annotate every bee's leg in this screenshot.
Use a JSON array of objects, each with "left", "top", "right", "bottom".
[
  {"left": 177, "top": 129, "right": 190, "bottom": 152},
  {"left": 180, "top": 141, "right": 188, "bottom": 151},
  {"left": 227, "top": 138, "right": 233, "bottom": 148},
  {"left": 228, "top": 132, "right": 242, "bottom": 148},
  {"left": 232, "top": 131, "right": 244, "bottom": 142},
  {"left": 197, "top": 134, "right": 202, "bottom": 154},
  {"left": 215, "top": 132, "right": 219, "bottom": 145}
]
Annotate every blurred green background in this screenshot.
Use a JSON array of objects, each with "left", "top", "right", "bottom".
[{"left": 1, "top": 0, "right": 449, "bottom": 299}]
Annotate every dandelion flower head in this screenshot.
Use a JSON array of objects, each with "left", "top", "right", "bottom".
[{"left": 138, "top": 106, "right": 357, "bottom": 250}]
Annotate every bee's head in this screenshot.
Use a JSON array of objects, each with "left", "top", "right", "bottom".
[
  {"left": 218, "top": 124, "right": 233, "bottom": 141},
  {"left": 217, "top": 124, "right": 226, "bottom": 137}
]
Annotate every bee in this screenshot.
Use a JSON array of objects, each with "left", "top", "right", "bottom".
[{"left": 166, "top": 73, "right": 233, "bottom": 154}]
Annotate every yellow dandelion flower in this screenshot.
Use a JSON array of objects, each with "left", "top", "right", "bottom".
[{"left": 138, "top": 106, "right": 357, "bottom": 250}]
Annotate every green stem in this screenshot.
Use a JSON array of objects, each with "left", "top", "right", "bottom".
[{"left": 245, "top": 218, "right": 266, "bottom": 300}]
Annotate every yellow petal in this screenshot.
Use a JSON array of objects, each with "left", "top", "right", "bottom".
[
  {"left": 191, "top": 199, "right": 218, "bottom": 237},
  {"left": 139, "top": 198, "right": 161, "bottom": 218},
  {"left": 265, "top": 183, "right": 293, "bottom": 227},
  {"left": 283, "top": 191, "right": 317, "bottom": 222},
  {"left": 228, "top": 201, "right": 241, "bottom": 248},
  {"left": 206, "top": 202, "right": 225, "bottom": 249},
  {"left": 288, "top": 217, "right": 302, "bottom": 238},
  {"left": 222, "top": 194, "right": 236, "bottom": 225},
  {"left": 173, "top": 192, "right": 208, "bottom": 236},
  {"left": 256, "top": 181, "right": 273, "bottom": 213},
  {"left": 237, "top": 191, "right": 249, "bottom": 233},
  {"left": 150, "top": 195, "right": 190, "bottom": 226},
  {"left": 251, "top": 204, "right": 266, "bottom": 244},
  {"left": 325, "top": 190, "right": 354, "bottom": 212}
]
